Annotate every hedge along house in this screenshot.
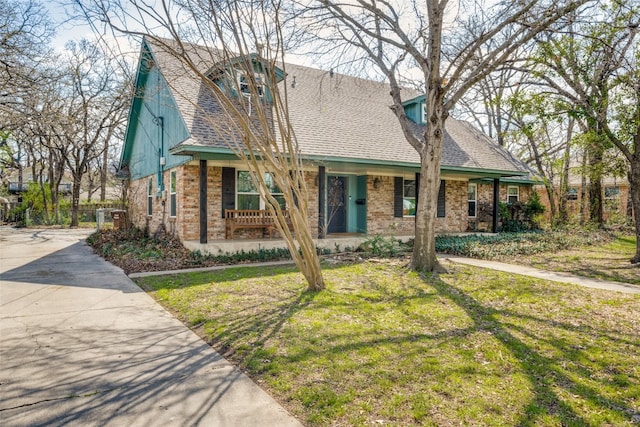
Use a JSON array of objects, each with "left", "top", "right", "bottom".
[{"left": 120, "top": 37, "right": 536, "bottom": 251}]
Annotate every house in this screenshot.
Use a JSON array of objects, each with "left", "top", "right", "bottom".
[
  {"left": 537, "top": 176, "right": 631, "bottom": 223},
  {"left": 120, "top": 37, "right": 537, "bottom": 248}
]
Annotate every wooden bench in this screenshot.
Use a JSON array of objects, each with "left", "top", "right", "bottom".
[{"left": 224, "top": 209, "right": 292, "bottom": 239}]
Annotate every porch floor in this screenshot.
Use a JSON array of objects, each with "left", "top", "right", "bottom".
[{"left": 184, "top": 232, "right": 492, "bottom": 256}]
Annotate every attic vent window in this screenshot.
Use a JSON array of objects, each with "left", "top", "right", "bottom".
[{"left": 237, "top": 71, "right": 264, "bottom": 97}]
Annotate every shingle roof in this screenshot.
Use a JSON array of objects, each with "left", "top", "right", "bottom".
[{"left": 146, "top": 38, "right": 530, "bottom": 176}]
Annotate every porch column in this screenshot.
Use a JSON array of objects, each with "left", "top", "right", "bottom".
[
  {"left": 492, "top": 178, "right": 500, "bottom": 233},
  {"left": 318, "top": 166, "right": 326, "bottom": 239},
  {"left": 199, "top": 160, "right": 208, "bottom": 243}
]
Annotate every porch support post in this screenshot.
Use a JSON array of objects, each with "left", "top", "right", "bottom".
[
  {"left": 199, "top": 159, "right": 208, "bottom": 243},
  {"left": 492, "top": 178, "right": 500, "bottom": 233},
  {"left": 318, "top": 166, "right": 326, "bottom": 239}
]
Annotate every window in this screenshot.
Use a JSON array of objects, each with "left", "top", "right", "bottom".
[
  {"left": 170, "top": 171, "right": 177, "bottom": 217},
  {"left": 604, "top": 186, "right": 620, "bottom": 211},
  {"left": 237, "top": 70, "right": 264, "bottom": 97},
  {"left": 421, "top": 102, "right": 427, "bottom": 124},
  {"left": 437, "top": 180, "right": 446, "bottom": 218},
  {"left": 604, "top": 186, "right": 620, "bottom": 199},
  {"left": 567, "top": 187, "right": 578, "bottom": 201},
  {"left": 507, "top": 186, "right": 519, "bottom": 203},
  {"left": 403, "top": 179, "right": 416, "bottom": 217},
  {"left": 237, "top": 171, "right": 285, "bottom": 210},
  {"left": 147, "top": 178, "right": 153, "bottom": 216},
  {"left": 468, "top": 183, "right": 477, "bottom": 217}
]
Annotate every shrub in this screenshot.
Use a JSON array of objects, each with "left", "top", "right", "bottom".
[
  {"left": 435, "top": 229, "right": 613, "bottom": 260},
  {"left": 361, "top": 235, "right": 408, "bottom": 257}
]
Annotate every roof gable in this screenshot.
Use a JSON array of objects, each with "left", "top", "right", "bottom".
[{"left": 127, "top": 38, "right": 532, "bottom": 178}]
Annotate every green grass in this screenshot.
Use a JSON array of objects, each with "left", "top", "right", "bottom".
[
  {"left": 136, "top": 261, "right": 640, "bottom": 426},
  {"left": 522, "top": 235, "right": 639, "bottom": 285}
]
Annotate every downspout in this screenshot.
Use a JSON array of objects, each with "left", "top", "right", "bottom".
[{"left": 492, "top": 178, "right": 500, "bottom": 233}]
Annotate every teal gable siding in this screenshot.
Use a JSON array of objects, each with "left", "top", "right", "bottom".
[
  {"left": 402, "top": 94, "right": 426, "bottom": 124},
  {"left": 122, "top": 44, "right": 191, "bottom": 182}
]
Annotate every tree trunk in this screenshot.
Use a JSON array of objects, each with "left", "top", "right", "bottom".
[
  {"left": 557, "top": 120, "right": 573, "bottom": 225},
  {"left": 587, "top": 140, "right": 604, "bottom": 226},
  {"left": 629, "top": 145, "right": 640, "bottom": 263},
  {"left": 579, "top": 150, "right": 587, "bottom": 224},
  {"left": 101, "top": 140, "right": 108, "bottom": 201},
  {"left": 71, "top": 176, "right": 81, "bottom": 227},
  {"left": 412, "top": 104, "right": 445, "bottom": 272}
]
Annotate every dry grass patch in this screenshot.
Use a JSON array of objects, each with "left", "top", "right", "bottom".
[
  {"left": 520, "top": 235, "right": 639, "bottom": 285},
  {"left": 136, "top": 261, "right": 640, "bottom": 426}
]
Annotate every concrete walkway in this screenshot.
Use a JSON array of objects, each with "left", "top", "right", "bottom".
[
  {"left": 0, "top": 227, "right": 301, "bottom": 427},
  {"left": 441, "top": 254, "right": 640, "bottom": 294}
]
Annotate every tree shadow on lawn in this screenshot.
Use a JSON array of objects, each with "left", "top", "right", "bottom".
[{"left": 428, "top": 276, "right": 639, "bottom": 426}]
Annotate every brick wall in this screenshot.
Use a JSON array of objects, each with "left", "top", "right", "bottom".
[
  {"left": 129, "top": 167, "right": 537, "bottom": 240},
  {"left": 365, "top": 176, "right": 470, "bottom": 235}
]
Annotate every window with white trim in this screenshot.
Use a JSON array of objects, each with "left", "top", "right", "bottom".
[
  {"left": 147, "top": 178, "right": 153, "bottom": 216},
  {"left": 403, "top": 179, "right": 416, "bottom": 217},
  {"left": 236, "top": 171, "right": 285, "bottom": 210},
  {"left": 421, "top": 102, "right": 427, "bottom": 124},
  {"left": 170, "top": 171, "right": 177, "bottom": 217},
  {"left": 507, "top": 186, "right": 519, "bottom": 204},
  {"left": 468, "top": 183, "right": 477, "bottom": 217},
  {"left": 237, "top": 70, "right": 264, "bottom": 97}
]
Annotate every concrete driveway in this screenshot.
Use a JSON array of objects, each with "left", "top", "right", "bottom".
[{"left": 0, "top": 227, "right": 301, "bottom": 427}]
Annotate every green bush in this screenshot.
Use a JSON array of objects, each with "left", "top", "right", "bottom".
[
  {"left": 499, "top": 191, "right": 546, "bottom": 232},
  {"left": 361, "top": 235, "right": 408, "bottom": 257}
]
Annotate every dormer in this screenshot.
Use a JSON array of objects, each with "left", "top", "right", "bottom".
[
  {"left": 402, "top": 94, "right": 427, "bottom": 125},
  {"left": 205, "top": 53, "right": 285, "bottom": 103}
]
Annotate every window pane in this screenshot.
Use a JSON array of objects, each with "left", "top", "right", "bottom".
[
  {"left": 508, "top": 196, "right": 518, "bottom": 204},
  {"left": 170, "top": 194, "right": 176, "bottom": 217},
  {"left": 403, "top": 180, "right": 416, "bottom": 198},
  {"left": 468, "top": 184, "right": 476, "bottom": 200},
  {"left": 237, "top": 194, "right": 260, "bottom": 210},
  {"left": 272, "top": 195, "right": 286, "bottom": 210},
  {"left": 508, "top": 187, "right": 518, "bottom": 196},
  {"left": 605, "top": 187, "right": 620, "bottom": 198},
  {"left": 265, "top": 173, "right": 282, "bottom": 194},
  {"left": 468, "top": 201, "right": 476, "bottom": 217},
  {"left": 237, "top": 171, "right": 257, "bottom": 193},
  {"left": 170, "top": 171, "right": 176, "bottom": 193},
  {"left": 567, "top": 188, "right": 578, "bottom": 200},
  {"left": 403, "top": 198, "right": 416, "bottom": 216}
]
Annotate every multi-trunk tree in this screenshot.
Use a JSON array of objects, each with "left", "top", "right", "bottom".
[{"left": 78, "top": 0, "right": 325, "bottom": 290}]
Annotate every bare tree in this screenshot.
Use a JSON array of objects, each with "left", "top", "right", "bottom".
[
  {"left": 524, "top": 0, "right": 639, "bottom": 260},
  {"left": 77, "top": 0, "right": 325, "bottom": 290},
  {"left": 0, "top": 0, "right": 54, "bottom": 199},
  {"left": 58, "top": 40, "right": 129, "bottom": 226},
  {"left": 292, "top": 0, "right": 588, "bottom": 271}
]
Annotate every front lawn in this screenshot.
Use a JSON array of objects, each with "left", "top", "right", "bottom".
[
  {"left": 135, "top": 261, "right": 640, "bottom": 426},
  {"left": 522, "top": 235, "right": 639, "bottom": 285}
]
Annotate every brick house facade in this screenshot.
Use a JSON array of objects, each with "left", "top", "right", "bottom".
[{"left": 121, "top": 38, "right": 537, "bottom": 245}]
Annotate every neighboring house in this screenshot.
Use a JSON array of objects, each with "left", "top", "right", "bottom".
[
  {"left": 538, "top": 177, "right": 631, "bottom": 222},
  {"left": 120, "top": 37, "right": 537, "bottom": 244}
]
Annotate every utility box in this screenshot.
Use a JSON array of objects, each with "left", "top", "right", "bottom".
[
  {"left": 96, "top": 209, "right": 105, "bottom": 230},
  {"left": 110, "top": 210, "right": 127, "bottom": 231}
]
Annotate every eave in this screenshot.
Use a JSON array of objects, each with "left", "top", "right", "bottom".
[{"left": 170, "top": 144, "right": 530, "bottom": 179}]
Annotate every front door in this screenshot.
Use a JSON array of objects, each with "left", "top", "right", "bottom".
[{"left": 327, "top": 176, "right": 347, "bottom": 234}]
